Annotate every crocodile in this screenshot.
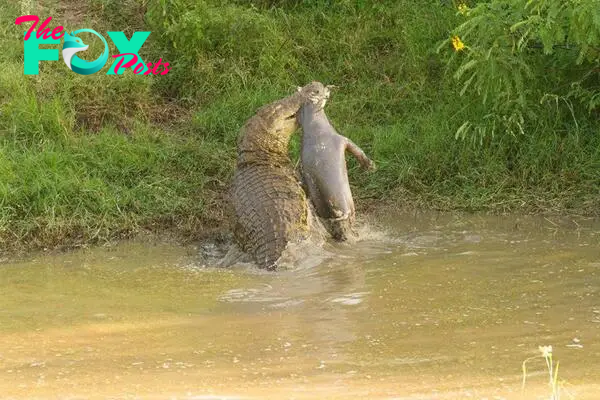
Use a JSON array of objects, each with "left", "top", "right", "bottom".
[{"left": 228, "top": 82, "right": 330, "bottom": 270}]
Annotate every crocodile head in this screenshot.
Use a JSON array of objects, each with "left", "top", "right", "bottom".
[
  {"left": 272, "top": 82, "right": 331, "bottom": 134},
  {"left": 298, "top": 81, "right": 331, "bottom": 111}
]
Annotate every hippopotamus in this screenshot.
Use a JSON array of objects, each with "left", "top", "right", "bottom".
[{"left": 297, "top": 93, "right": 375, "bottom": 241}]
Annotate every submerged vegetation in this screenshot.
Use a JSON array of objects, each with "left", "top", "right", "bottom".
[{"left": 1, "top": 0, "right": 599, "bottom": 250}]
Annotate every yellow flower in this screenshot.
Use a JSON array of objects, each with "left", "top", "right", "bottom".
[
  {"left": 458, "top": 3, "right": 469, "bottom": 15},
  {"left": 451, "top": 35, "right": 465, "bottom": 52}
]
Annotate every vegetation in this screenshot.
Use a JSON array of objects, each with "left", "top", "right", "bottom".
[
  {"left": 522, "top": 345, "right": 564, "bottom": 400},
  {"left": 1, "top": 0, "right": 599, "bottom": 251}
]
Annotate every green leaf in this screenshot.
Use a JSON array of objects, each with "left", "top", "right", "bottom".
[{"left": 454, "top": 59, "right": 479, "bottom": 80}]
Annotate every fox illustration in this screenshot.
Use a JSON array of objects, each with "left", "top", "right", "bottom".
[{"left": 62, "top": 32, "right": 89, "bottom": 70}]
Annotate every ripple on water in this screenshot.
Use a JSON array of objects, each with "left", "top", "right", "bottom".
[
  {"left": 218, "top": 285, "right": 286, "bottom": 303},
  {"left": 329, "top": 292, "right": 370, "bottom": 306}
]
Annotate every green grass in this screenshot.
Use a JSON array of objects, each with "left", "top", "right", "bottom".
[{"left": 1, "top": 0, "right": 599, "bottom": 252}]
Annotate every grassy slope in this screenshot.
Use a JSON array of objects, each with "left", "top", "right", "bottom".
[{"left": 1, "top": 0, "right": 599, "bottom": 251}]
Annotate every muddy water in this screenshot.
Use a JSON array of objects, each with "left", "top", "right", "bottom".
[{"left": 1, "top": 213, "right": 599, "bottom": 399}]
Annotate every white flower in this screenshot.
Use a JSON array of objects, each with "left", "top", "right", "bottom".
[{"left": 539, "top": 345, "right": 553, "bottom": 357}]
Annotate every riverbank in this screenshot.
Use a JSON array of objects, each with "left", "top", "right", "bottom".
[{"left": 1, "top": 0, "right": 599, "bottom": 254}]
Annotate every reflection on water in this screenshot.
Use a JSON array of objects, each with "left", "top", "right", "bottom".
[{"left": 1, "top": 212, "right": 599, "bottom": 399}]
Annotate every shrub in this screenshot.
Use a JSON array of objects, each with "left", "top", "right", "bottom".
[{"left": 440, "top": 0, "right": 600, "bottom": 141}]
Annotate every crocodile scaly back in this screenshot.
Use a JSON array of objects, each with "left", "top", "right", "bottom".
[
  {"left": 229, "top": 82, "right": 328, "bottom": 269},
  {"left": 230, "top": 165, "right": 309, "bottom": 269}
]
